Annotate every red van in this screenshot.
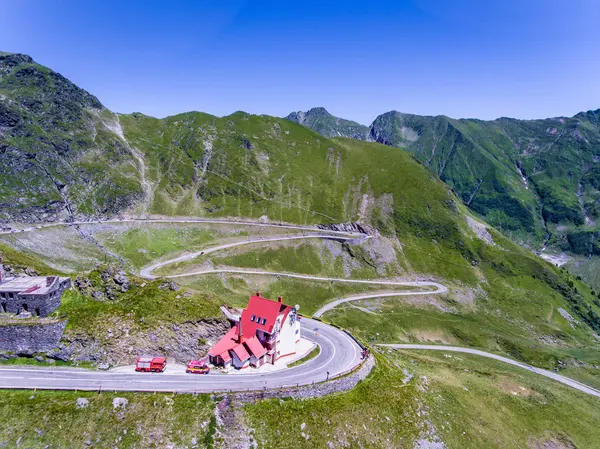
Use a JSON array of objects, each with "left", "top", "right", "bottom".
[{"left": 135, "top": 356, "right": 167, "bottom": 372}]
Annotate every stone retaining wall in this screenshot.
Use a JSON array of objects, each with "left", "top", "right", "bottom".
[
  {"left": 233, "top": 355, "right": 375, "bottom": 402},
  {"left": 0, "top": 320, "right": 67, "bottom": 353}
]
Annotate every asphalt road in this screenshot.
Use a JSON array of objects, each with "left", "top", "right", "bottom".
[
  {"left": 2, "top": 218, "right": 599, "bottom": 398},
  {"left": 137, "top": 229, "right": 448, "bottom": 319},
  {"left": 380, "top": 344, "right": 600, "bottom": 399},
  {"left": 0, "top": 218, "right": 442, "bottom": 393},
  {"left": 313, "top": 282, "right": 448, "bottom": 318},
  {"left": 0, "top": 318, "right": 362, "bottom": 393},
  {"left": 0, "top": 218, "right": 364, "bottom": 238},
  {"left": 139, "top": 233, "right": 369, "bottom": 279}
]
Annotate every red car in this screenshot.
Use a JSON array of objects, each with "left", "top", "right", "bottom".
[
  {"left": 186, "top": 360, "right": 210, "bottom": 374},
  {"left": 135, "top": 356, "right": 167, "bottom": 372}
]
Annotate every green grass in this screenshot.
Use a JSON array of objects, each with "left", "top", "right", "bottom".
[
  {"left": 96, "top": 224, "right": 216, "bottom": 269},
  {"left": 204, "top": 240, "right": 388, "bottom": 280},
  {"left": 0, "top": 390, "right": 215, "bottom": 448},
  {"left": 0, "top": 356, "right": 92, "bottom": 368},
  {"left": 288, "top": 344, "right": 320, "bottom": 368},
  {"left": 56, "top": 279, "right": 222, "bottom": 335},
  {"left": 180, "top": 274, "right": 422, "bottom": 316},
  {"left": 157, "top": 238, "right": 389, "bottom": 280},
  {"left": 395, "top": 350, "right": 600, "bottom": 448},
  {"left": 246, "top": 354, "right": 423, "bottom": 448},
  {"left": 246, "top": 351, "right": 600, "bottom": 449},
  {"left": 0, "top": 242, "right": 65, "bottom": 275}
]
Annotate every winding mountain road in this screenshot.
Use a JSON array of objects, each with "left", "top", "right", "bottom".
[
  {"left": 3, "top": 218, "right": 596, "bottom": 398},
  {"left": 0, "top": 217, "right": 366, "bottom": 237},
  {"left": 137, "top": 229, "right": 447, "bottom": 319},
  {"left": 379, "top": 344, "right": 600, "bottom": 398},
  {"left": 0, "top": 218, "right": 439, "bottom": 393},
  {"left": 0, "top": 318, "right": 361, "bottom": 393}
]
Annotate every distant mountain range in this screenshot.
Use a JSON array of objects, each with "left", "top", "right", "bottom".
[
  {"left": 286, "top": 107, "right": 369, "bottom": 140},
  {"left": 286, "top": 107, "right": 600, "bottom": 260},
  {"left": 2, "top": 50, "right": 600, "bottom": 286}
]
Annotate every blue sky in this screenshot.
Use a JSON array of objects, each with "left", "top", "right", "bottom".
[{"left": 1, "top": 0, "right": 598, "bottom": 124}]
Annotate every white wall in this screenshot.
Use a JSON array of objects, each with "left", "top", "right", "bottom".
[{"left": 277, "top": 311, "right": 299, "bottom": 358}]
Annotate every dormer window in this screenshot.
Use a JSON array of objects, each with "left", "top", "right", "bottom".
[
  {"left": 251, "top": 315, "right": 256, "bottom": 322},
  {"left": 261, "top": 318, "right": 267, "bottom": 325}
]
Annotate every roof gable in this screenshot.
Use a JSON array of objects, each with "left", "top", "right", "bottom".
[
  {"left": 208, "top": 327, "right": 238, "bottom": 357},
  {"left": 231, "top": 343, "right": 250, "bottom": 361},
  {"left": 244, "top": 335, "right": 267, "bottom": 358},
  {"left": 240, "top": 295, "right": 291, "bottom": 336}
]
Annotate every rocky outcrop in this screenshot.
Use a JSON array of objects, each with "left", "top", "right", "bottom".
[
  {"left": 317, "top": 222, "right": 374, "bottom": 236},
  {"left": 0, "top": 319, "right": 66, "bottom": 353},
  {"left": 49, "top": 318, "right": 229, "bottom": 365},
  {"left": 75, "top": 265, "right": 131, "bottom": 301}
]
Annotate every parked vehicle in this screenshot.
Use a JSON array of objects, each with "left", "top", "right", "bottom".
[
  {"left": 135, "top": 356, "right": 167, "bottom": 372},
  {"left": 186, "top": 360, "right": 210, "bottom": 374}
]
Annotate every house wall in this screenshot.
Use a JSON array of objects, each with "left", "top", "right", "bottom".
[
  {"left": 231, "top": 351, "right": 250, "bottom": 369},
  {"left": 276, "top": 313, "right": 299, "bottom": 359},
  {"left": 0, "top": 278, "right": 70, "bottom": 317}
]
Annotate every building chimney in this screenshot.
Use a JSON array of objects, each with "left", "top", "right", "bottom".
[
  {"left": 256, "top": 291, "right": 260, "bottom": 297},
  {"left": 278, "top": 296, "right": 282, "bottom": 303},
  {"left": 237, "top": 319, "right": 244, "bottom": 343}
]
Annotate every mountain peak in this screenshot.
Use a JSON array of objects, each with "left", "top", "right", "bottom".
[
  {"left": 0, "top": 51, "right": 103, "bottom": 112},
  {"left": 306, "top": 106, "right": 332, "bottom": 116},
  {"left": 285, "top": 107, "right": 368, "bottom": 140},
  {"left": 0, "top": 52, "right": 34, "bottom": 70}
]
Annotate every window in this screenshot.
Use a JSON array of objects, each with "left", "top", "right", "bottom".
[
  {"left": 295, "top": 329, "right": 299, "bottom": 334},
  {"left": 250, "top": 315, "right": 256, "bottom": 322},
  {"left": 261, "top": 318, "right": 267, "bottom": 325},
  {"left": 1, "top": 303, "right": 6, "bottom": 313}
]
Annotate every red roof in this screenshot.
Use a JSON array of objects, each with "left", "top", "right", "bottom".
[
  {"left": 244, "top": 335, "right": 267, "bottom": 358},
  {"left": 22, "top": 285, "right": 40, "bottom": 294},
  {"left": 240, "top": 295, "right": 291, "bottom": 336},
  {"left": 219, "top": 350, "right": 231, "bottom": 363},
  {"left": 208, "top": 327, "right": 238, "bottom": 357},
  {"left": 208, "top": 295, "right": 292, "bottom": 364},
  {"left": 231, "top": 343, "right": 250, "bottom": 362}
]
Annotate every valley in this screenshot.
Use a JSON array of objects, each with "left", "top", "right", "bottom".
[{"left": 2, "top": 51, "right": 600, "bottom": 448}]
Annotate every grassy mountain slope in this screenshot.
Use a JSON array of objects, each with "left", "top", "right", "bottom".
[
  {"left": 3, "top": 53, "right": 600, "bottom": 343},
  {"left": 286, "top": 106, "right": 369, "bottom": 140},
  {"left": 293, "top": 106, "right": 600, "bottom": 287},
  {"left": 118, "top": 110, "right": 460, "bottom": 239},
  {"left": 1, "top": 53, "right": 600, "bottom": 446},
  {"left": 369, "top": 110, "right": 600, "bottom": 248},
  {"left": 0, "top": 53, "right": 144, "bottom": 223}
]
